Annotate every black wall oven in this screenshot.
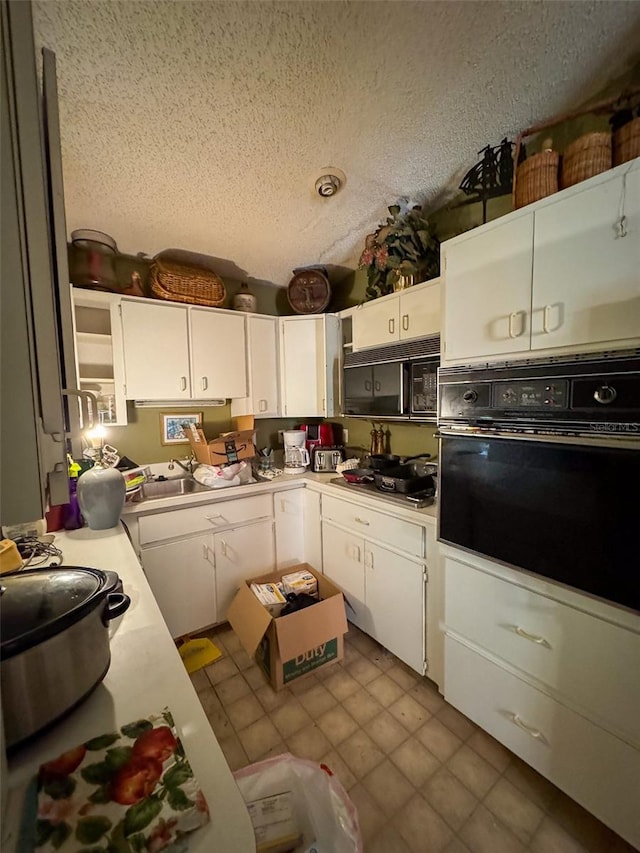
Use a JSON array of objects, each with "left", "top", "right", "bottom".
[{"left": 438, "top": 354, "right": 640, "bottom": 612}]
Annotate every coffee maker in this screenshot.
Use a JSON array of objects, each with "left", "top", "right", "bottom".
[{"left": 282, "top": 430, "right": 310, "bottom": 474}]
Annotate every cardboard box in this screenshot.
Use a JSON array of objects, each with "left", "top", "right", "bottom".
[
  {"left": 228, "top": 564, "right": 348, "bottom": 690},
  {"left": 187, "top": 415, "right": 256, "bottom": 466}
]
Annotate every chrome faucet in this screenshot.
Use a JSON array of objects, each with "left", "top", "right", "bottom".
[{"left": 168, "top": 455, "right": 196, "bottom": 474}]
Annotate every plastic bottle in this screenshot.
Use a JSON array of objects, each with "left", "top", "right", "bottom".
[{"left": 62, "top": 455, "right": 84, "bottom": 530}]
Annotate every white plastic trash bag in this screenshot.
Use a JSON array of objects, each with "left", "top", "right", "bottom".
[
  {"left": 234, "top": 753, "right": 362, "bottom": 853},
  {"left": 193, "top": 460, "right": 253, "bottom": 488}
]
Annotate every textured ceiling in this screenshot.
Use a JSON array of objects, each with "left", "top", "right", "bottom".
[{"left": 33, "top": 0, "right": 640, "bottom": 288}]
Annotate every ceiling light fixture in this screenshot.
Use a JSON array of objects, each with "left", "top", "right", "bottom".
[{"left": 315, "top": 167, "right": 346, "bottom": 198}]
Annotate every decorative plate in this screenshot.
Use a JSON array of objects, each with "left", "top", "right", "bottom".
[{"left": 287, "top": 267, "right": 331, "bottom": 314}]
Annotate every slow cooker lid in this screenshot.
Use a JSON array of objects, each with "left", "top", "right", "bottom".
[{"left": 0, "top": 567, "right": 107, "bottom": 659}]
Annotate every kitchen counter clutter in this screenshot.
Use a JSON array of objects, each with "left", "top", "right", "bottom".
[{"left": 2, "top": 525, "right": 254, "bottom": 852}]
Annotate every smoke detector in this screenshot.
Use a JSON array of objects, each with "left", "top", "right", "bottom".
[{"left": 315, "top": 167, "right": 346, "bottom": 198}]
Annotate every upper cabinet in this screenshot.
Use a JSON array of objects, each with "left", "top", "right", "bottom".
[
  {"left": 120, "top": 298, "right": 247, "bottom": 401},
  {"left": 279, "top": 315, "right": 341, "bottom": 417},
  {"left": 231, "top": 315, "right": 279, "bottom": 419},
  {"left": 442, "top": 159, "right": 640, "bottom": 366},
  {"left": 190, "top": 308, "right": 246, "bottom": 399},
  {"left": 352, "top": 278, "right": 441, "bottom": 351},
  {"left": 121, "top": 300, "right": 191, "bottom": 399},
  {"left": 72, "top": 288, "right": 128, "bottom": 425}
]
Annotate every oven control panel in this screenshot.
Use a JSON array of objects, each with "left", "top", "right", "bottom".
[{"left": 492, "top": 379, "right": 568, "bottom": 409}]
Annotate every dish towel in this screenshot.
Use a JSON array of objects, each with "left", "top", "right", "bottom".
[{"left": 34, "top": 708, "right": 209, "bottom": 852}]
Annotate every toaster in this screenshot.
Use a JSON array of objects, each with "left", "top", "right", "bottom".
[{"left": 311, "top": 446, "right": 346, "bottom": 473}]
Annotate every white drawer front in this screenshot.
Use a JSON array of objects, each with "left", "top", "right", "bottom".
[
  {"left": 322, "top": 494, "right": 423, "bottom": 557},
  {"left": 139, "top": 494, "right": 273, "bottom": 544},
  {"left": 445, "top": 637, "right": 640, "bottom": 849},
  {"left": 445, "top": 557, "right": 640, "bottom": 744}
]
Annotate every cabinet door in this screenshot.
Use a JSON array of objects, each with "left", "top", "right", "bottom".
[
  {"left": 190, "top": 308, "right": 247, "bottom": 399},
  {"left": 141, "top": 534, "right": 215, "bottom": 638},
  {"left": 399, "top": 280, "right": 441, "bottom": 340},
  {"left": 248, "top": 316, "right": 279, "bottom": 416},
  {"left": 303, "top": 489, "right": 322, "bottom": 571},
  {"left": 280, "top": 317, "right": 326, "bottom": 417},
  {"left": 365, "top": 542, "right": 425, "bottom": 674},
  {"left": 352, "top": 296, "right": 399, "bottom": 350},
  {"left": 121, "top": 300, "right": 190, "bottom": 399},
  {"left": 531, "top": 167, "right": 640, "bottom": 352},
  {"left": 321, "top": 521, "right": 366, "bottom": 629},
  {"left": 215, "top": 519, "right": 275, "bottom": 621},
  {"left": 274, "top": 489, "right": 305, "bottom": 569},
  {"left": 443, "top": 215, "right": 533, "bottom": 364},
  {"left": 72, "top": 290, "right": 127, "bottom": 425}
]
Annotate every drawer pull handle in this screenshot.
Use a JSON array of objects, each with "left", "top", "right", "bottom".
[
  {"left": 354, "top": 517, "right": 370, "bottom": 526},
  {"left": 513, "top": 625, "right": 551, "bottom": 648},
  {"left": 206, "top": 514, "right": 226, "bottom": 525},
  {"left": 220, "top": 540, "right": 228, "bottom": 557},
  {"left": 509, "top": 713, "right": 548, "bottom": 745}
]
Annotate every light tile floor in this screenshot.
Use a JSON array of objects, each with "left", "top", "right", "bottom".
[{"left": 189, "top": 623, "right": 637, "bottom": 853}]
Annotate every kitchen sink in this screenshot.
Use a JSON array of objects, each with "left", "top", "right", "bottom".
[{"left": 138, "top": 477, "right": 210, "bottom": 500}]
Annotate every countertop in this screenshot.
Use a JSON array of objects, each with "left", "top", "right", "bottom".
[
  {"left": 3, "top": 526, "right": 255, "bottom": 852},
  {"left": 122, "top": 470, "right": 438, "bottom": 525}
]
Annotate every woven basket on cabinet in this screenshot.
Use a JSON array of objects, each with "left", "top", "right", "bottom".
[
  {"left": 613, "top": 117, "right": 640, "bottom": 166},
  {"left": 514, "top": 150, "right": 560, "bottom": 209},
  {"left": 560, "top": 132, "right": 612, "bottom": 190},
  {"left": 150, "top": 256, "right": 226, "bottom": 307}
]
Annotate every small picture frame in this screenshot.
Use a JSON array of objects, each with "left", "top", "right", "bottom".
[{"left": 160, "top": 412, "right": 203, "bottom": 446}]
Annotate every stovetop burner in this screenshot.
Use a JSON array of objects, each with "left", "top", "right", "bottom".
[{"left": 329, "top": 478, "right": 435, "bottom": 509}]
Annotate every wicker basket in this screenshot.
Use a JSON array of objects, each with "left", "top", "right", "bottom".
[
  {"left": 561, "top": 132, "right": 611, "bottom": 190},
  {"left": 514, "top": 150, "right": 560, "bottom": 209},
  {"left": 150, "top": 256, "right": 226, "bottom": 307},
  {"left": 613, "top": 117, "right": 640, "bottom": 166}
]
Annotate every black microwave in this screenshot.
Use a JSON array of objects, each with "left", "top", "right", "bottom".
[{"left": 343, "top": 357, "right": 438, "bottom": 420}]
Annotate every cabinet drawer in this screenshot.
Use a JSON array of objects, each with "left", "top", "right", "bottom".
[
  {"left": 322, "top": 494, "right": 423, "bottom": 557},
  {"left": 445, "top": 637, "right": 640, "bottom": 849},
  {"left": 445, "top": 557, "right": 640, "bottom": 745},
  {"left": 139, "top": 494, "right": 272, "bottom": 544}
]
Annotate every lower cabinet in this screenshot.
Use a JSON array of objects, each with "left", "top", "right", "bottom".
[
  {"left": 139, "top": 509, "right": 275, "bottom": 638},
  {"left": 321, "top": 519, "right": 426, "bottom": 674},
  {"left": 141, "top": 533, "right": 216, "bottom": 639},
  {"left": 444, "top": 552, "right": 640, "bottom": 848},
  {"left": 215, "top": 519, "right": 275, "bottom": 622}
]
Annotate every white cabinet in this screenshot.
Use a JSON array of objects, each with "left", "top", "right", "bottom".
[
  {"left": 352, "top": 278, "right": 441, "bottom": 351},
  {"left": 531, "top": 166, "right": 640, "bottom": 351},
  {"left": 120, "top": 297, "right": 248, "bottom": 401},
  {"left": 279, "top": 314, "right": 341, "bottom": 417},
  {"left": 121, "top": 300, "right": 191, "bottom": 399},
  {"left": 274, "top": 489, "right": 305, "bottom": 569},
  {"left": 190, "top": 308, "right": 247, "bottom": 400},
  {"left": 141, "top": 533, "right": 216, "bottom": 638},
  {"left": 215, "top": 518, "right": 275, "bottom": 622},
  {"left": 321, "top": 493, "right": 428, "bottom": 674},
  {"left": 322, "top": 521, "right": 367, "bottom": 630},
  {"left": 443, "top": 216, "right": 533, "bottom": 364},
  {"left": 72, "top": 288, "right": 128, "bottom": 425},
  {"left": 443, "top": 552, "right": 640, "bottom": 848},
  {"left": 231, "top": 315, "right": 279, "bottom": 418},
  {"left": 442, "top": 159, "right": 640, "bottom": 366},
  {"left": 138, "top": 493, "right": 275, "bottom": 637},
  {"left": 364, "top": 541, "right": 425, "bottom": 674}
]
